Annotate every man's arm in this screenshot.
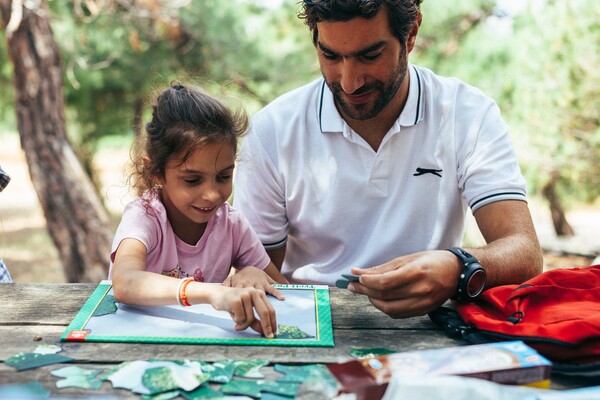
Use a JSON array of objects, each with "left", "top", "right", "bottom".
[
  {"left": 469, "top": 200, "right": 543, "bottom": 287},
  {"left": 347, "top": 200, "right": 543, "bottom": 318},
  {"left": 267, "top": 245, "right": 287, "bottom": 272}
]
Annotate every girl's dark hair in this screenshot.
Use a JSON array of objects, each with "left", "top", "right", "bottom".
[
  {"left": 129, "top": 82, "right": 248, "bottom": 196},
  {"left": 298, "top": 0, "right": 422, "bottom": 45}
]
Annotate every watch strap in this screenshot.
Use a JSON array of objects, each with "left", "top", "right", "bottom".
[
  {"left": 447, "top": 247, "right": 485, "bottom": 302},
  {"left": 447, "top": 247, "right": 478, "bottom": 265}
]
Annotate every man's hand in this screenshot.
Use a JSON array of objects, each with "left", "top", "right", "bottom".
[{"left": 347, "top": 250, "right": 461, "bottom": 318}]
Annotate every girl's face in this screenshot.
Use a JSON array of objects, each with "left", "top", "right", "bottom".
[{"left": 157, "top": 141, "right": 235, "bottom": 237}]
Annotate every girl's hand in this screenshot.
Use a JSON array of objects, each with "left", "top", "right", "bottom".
[
  {"left": 223, "top": 266, "right": 285, "bottom": 301},
  {"left": 207, "top": 285, "right": 277, "bottom": 338}
]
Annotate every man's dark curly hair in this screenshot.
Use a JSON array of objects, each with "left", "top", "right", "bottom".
[{"left": 298, "top": 0, "right": 423, "bottom": 45}]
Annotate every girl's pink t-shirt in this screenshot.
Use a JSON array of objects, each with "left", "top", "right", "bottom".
[{"left": 109, "top": 191, "right": 270, "bottom": 282}]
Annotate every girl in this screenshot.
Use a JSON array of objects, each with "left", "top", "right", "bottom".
[{"left": 110, "top": 83, "right": 287, "bottom": 338}]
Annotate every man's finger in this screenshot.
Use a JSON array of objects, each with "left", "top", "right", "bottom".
[
  {"left": 352, "top": 263, "right": 397, "bottom": 276},
  {"left": 347, "top": 279, "right": 412, "bottom": 300},
  {"left": 351, "top": 269, "right": 410, "bottom": 292},
  {"left": 347, "top": 281, "right": 385, "bottom": 298}
]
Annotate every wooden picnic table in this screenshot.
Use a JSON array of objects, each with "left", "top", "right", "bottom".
[{"left": 0, "top": 283, "right": 594, "bottom": 398}]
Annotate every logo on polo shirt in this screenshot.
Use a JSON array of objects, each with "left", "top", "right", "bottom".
[{"left": 413, "top": 167, "right": 442, "bottom": 178}]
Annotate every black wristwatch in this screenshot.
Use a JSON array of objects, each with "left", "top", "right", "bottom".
[{"left": 447, "top": 247, "right": 486, "bottom": 302}]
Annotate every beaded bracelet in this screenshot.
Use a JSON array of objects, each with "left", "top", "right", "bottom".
[{"left": 178, "top": 277, "right": 194, "bottom": 307}]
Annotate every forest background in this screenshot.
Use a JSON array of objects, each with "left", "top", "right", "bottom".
[{"left": 0, "top": 0, "right": 599, "bottom": 283}]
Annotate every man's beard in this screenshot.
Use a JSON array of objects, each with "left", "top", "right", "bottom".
[{"left": 326, "top": 60, "right": 407, "bottom": 121}]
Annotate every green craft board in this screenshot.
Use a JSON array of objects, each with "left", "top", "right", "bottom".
[{"left": 61, "top": 281, "right": 333, "bottom": 347}]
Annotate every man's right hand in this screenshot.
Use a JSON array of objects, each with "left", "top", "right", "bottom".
[{"left": 347, "top": 250, "right": 461, "bottom": 318}]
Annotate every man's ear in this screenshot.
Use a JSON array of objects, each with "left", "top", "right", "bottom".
[{"left": 406, "top": 11, "right": 422, "bottom": 53}]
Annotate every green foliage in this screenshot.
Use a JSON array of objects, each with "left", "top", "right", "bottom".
[
  {"left": 2, "top": 0, "right": 599, "bottom": 209},
  {"left": 415, "top": 0, "right": 496, "bottom": 73},
  {"left": 0, "top": 29, "right": 14, "bottom": 126},
  {"left": 40, "top": 0, "right": 316, "bottom": 150},
  {"left": 49, "top": 1, "right": 189, "bottom": 149},
  {"left": 414, "top": 0, "right": 600, "bottom": 206},
  {"left": 242, "top": 2, "right": 320, "bottom": 105},
  {"left": 507, "top": 1, "right": 600, "bottom": 203}
]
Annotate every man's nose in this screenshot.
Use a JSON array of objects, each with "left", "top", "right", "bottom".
[{"left": 339, "top": 58, "right": 366, "bottom": 94}]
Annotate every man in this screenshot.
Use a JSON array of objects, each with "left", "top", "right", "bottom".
[{"left": 234, "top": 0, "right": 542, "bottom": 318}]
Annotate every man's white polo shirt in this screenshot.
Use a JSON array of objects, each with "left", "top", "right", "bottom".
[{"left": 234, "top": 64, "right": 527, "bottom": 285}]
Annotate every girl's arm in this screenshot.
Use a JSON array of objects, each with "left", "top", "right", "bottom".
[
  {"left": 111, "top": 238, "right": 180, "bottom": 306},
  {"left": 111, "top": 238, "right": 277, "bottom": 337}
]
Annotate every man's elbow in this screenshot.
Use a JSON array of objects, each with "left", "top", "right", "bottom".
[{"left": 525, "top": 243, "right": 544, "bottom": 279}]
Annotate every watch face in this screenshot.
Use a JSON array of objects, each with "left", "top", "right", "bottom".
[{"left": 466, "top": 268, "right": 486, "bottom": 298}]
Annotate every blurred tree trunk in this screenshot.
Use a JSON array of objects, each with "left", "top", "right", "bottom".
[
  {"left": 0, "top": 0, "right": 111, "bottom": 282},
  {"left": 133, "top": 96, "right": 144, "bottom": 136},
  {"left": 542, "top": 171, "right": 575, "bottom": 237}
]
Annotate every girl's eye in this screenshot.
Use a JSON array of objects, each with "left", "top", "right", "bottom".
[
  {"left": 184, "top": 178, "right": 200, "bottom": 185},
  {"left": 217, "top": 175, "right": 233, "bottom": 183}
]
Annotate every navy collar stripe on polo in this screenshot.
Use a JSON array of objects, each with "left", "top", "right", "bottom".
[
  {"left": 413, "top": 65, "right": 422, "bottom": 125},
  {"left": 318, "top": 79, "right": 326, "bottom": 133},
  {"left": 316, "top": 63, "right": 424, "bottom": 133}
]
